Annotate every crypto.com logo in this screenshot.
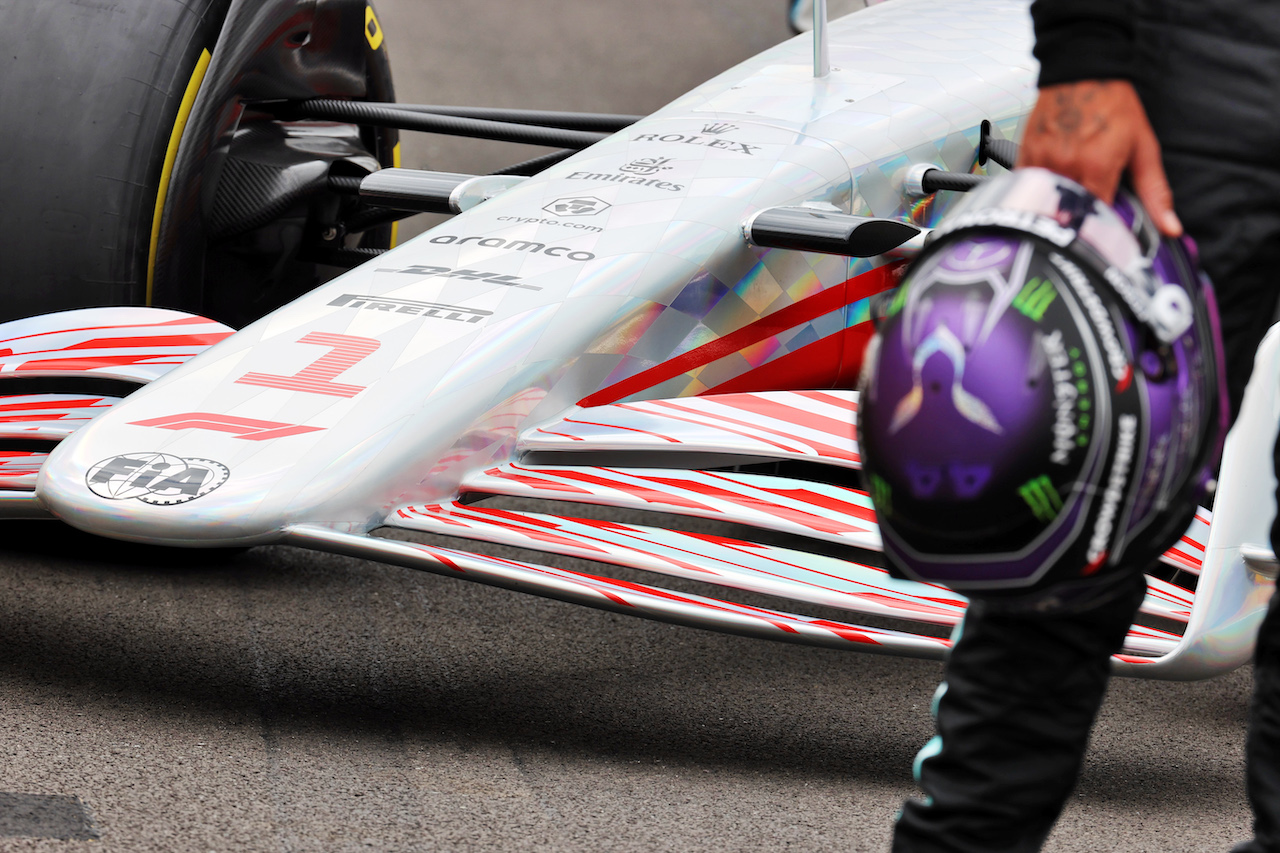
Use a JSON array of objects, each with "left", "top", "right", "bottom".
[
  {"left": 86, "top": 452, "right": 230, "bottom": 506},
  {"left": 542, "top": 196, "right": 611, "bottom": 217}
]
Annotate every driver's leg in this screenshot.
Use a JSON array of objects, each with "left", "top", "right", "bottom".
[
  {"left": 891, "top": 572, "right": 1147, "bottom": 853},
  {"left": 1235, "top": 591, "right": 1280, "bottom": 852}
]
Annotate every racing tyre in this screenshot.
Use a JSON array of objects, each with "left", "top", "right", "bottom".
[{"left": 0, "top": 0, "right": 398, "bottom": 327}]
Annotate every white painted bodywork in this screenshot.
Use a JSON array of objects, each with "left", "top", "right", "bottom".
[
  {"left": 37, "top": 0, "right": 1037, "bottom": 545},
  {"left": 13, "top": 0, "right": 1273, "bottom": 678}
]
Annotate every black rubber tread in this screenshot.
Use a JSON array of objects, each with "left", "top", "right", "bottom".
[{"left": 0, "top": 0, "right": 233, "bottom": 322}]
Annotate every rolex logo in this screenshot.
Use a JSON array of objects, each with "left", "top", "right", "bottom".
[{"left": 701, "top": 122, "right": 738, "bottom": 135}]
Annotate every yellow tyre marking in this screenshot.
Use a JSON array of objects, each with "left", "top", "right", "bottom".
[
  {"left": 389, "top": 141, "right": 401, "bottom": 248},
  {"left": 146, "top": 48, "right": 212, "bottom": 305},
  {"left": 365, "top": 6, "right": 384, "bottom": 51}
]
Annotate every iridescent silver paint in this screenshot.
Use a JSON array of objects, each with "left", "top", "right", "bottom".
[{"left": 28, "top": 1, "right": 1267, "bottom": 678}]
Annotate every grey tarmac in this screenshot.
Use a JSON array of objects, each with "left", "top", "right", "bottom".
[{"left": 0, "top": 2, "right": 1254, "bottom": 851}]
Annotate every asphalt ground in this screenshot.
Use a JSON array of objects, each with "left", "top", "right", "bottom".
[{"left": 0, "top": 2, "right": 1258, "bottom": 851}]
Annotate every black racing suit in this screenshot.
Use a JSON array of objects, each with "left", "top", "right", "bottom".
[{"left": 892, "top": 1, "right": 1280, "bottom": 850}]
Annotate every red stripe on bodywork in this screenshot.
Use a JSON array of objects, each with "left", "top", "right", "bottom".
[
  {"left": 535, "top": 428, "right": 585, "bottom": 441},
  {"left": 0, "top": 398, "right": 108, "bottom": 412},
  {"left": 0, "top": 318, "right": 222, "bottom": 348},
  {"left": 559, "top": 417, "right": 680, "bottom": 443},
  {"left": 628, "top": 470, "right": 872, "bottom": 534},
  {"left": 1162, "top": 548, "right": 1200, "bottom": 569},
  {"left": 697, "top": 470, "right": 875, "bottom": 522},
  {"left": 0, "top": 414, "right": 84, "bottom": 424},
  {"left": 702, "top": 392, "right": 856, "bottom": 440},
  {"left": 627, "top": 401, "right": 806, "bottom": 454},
  {"left": 64, "top": 333, "right": 232, "bottom": 350},
  {"left": 477, "top": 467, "right": 594, "bottom": 495},
  {"left": 702, "top": 323, "right": 874, "bottom": 396},
  {"left": 16, "top": 354, "right": 191, "bottom": 371},
  {"left": 791, "top": 390, "right": 857, "bottom": 410},
  {"left": 578, "top": 263, "right": 899, "bottom": 407},
  {"left": 646, "top": 399, "right": 857, "bottom": 461},
  {"left": 520, "top": 466, "right": 713, "bottom": 511}
]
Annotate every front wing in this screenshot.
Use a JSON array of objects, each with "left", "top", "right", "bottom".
[{"left": 1, "top": 309, "right": 1272, "bottom": 680}]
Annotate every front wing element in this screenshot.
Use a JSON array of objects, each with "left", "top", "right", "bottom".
[
  {"left": 358, "top": 388, "right": 1264, "bottom": 680},
  {"left": 285, "top": 524, "right": 955, "bottom": 658},
  {"left": 0, "top": 307, "right": 234, "bottom": 518}
]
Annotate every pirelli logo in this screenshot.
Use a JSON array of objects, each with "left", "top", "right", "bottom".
[{"left": 328, "top": 293, "right": 492, "bottom": 323}]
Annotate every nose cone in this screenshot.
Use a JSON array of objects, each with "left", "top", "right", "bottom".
[{"left": 38, "top": 426, "right": 288, "bottom": 546}]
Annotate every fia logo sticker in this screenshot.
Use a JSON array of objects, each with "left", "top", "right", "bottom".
[{"left": 86, "top": 453, "right": 229, "bottom": 506}]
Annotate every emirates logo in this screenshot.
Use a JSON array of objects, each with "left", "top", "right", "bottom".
[{"left": 618, "top": 157, "right": 674, "bottom": 176}]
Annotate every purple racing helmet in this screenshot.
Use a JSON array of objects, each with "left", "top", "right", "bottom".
[{"left": 858, "top": 168, "right": 1228, "bottom": 601}]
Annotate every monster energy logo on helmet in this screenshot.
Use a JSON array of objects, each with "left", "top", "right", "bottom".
[{"left": 1018, "top": 475, "right": 1063, "bottom": 522}]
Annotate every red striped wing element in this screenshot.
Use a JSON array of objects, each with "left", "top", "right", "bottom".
[
  {"left": 524, "top": 390, "right": 860, "bottom": 466},
  {"left": 286, "top": 524, "right": 956, "bottom": 656},
  {"left": 461, "top": 463, "right": 1195, "bottom": 625},
  {"left": 0, "top": 307, "right": 236, "bottom": 517},
  {"left": 0, "top": 451, "right": 47, "bottom": 490},
  {"left": 523, "top": 390, "right": 1207, "bottom": 579},
  {"left": 1158, "top": 508, "right": 1210, "bottom": 576},
  {"left": 464, "top": 464, "right": 880, "bottom": 549},
  {"left": 0, "top": 395, "right": 121, "bottom": 441},
  {"left": 381, "top": 500, "right": 1180, "bottom": 658},
  {"left": 0, "top": 308, "right": 234, "bottom": 383},
  {"left": 392, "top": 499, "right": 966, "bottom": 624}
]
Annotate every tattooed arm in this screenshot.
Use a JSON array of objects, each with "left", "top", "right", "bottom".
[
  {"left": 1018, "top": 0, "right": 1182, "bottom": 236},
  {"left": 1019, "top": 81, "right": 1179, "bottom": 236}
]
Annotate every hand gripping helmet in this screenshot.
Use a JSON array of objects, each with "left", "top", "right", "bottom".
[{"left": 858, "top": 168, "right": 1228, "bottom": 603}]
